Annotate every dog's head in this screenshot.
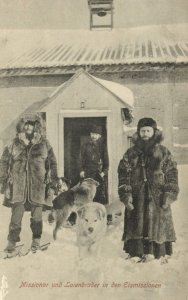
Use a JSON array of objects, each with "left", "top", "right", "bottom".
[
  {"left": 73, "top": 178, "right": 99, "bottom": 206},
  {"left": 77, "top": 203, "right": 106, "bottom": 235},
  {"left": 56, "top": 177, "right": 71, "bottom": 194}
]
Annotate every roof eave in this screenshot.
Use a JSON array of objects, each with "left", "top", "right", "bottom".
[{"left": 0, "top": 61, "right": 188, "bottom": 77}]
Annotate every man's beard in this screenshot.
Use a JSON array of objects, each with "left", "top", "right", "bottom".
[
  {"left": 140, "top": 136, "right": 156, "bottom": 154},
  {"left": 25, "top": 132, "right": 34, "bottom": 141},
  {"left": 141, "top": 137, "right": 152, "bottom": 144}
]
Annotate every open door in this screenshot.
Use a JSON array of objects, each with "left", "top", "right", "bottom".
[{"left": 64, "top": 117, "right": 107, "bottom": 186}]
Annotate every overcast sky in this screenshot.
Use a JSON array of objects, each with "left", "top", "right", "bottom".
[{"left": 0, "top": 0, "right": 187, "bottom": 30}]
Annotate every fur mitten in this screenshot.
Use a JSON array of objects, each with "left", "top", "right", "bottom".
[
  {"left": 118, "top": 184, "right": 134, "bottom": 210},
  {"left": 162, "top": 192, "right": 177, "bottom": 209},
  {"left": 126, "top": 193, "right": 134, "bottom": 210},
  {"left": 45, "top": 186, "right": 55, "bottom": 208}
]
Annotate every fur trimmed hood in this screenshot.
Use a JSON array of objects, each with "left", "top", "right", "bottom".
[
  {"left": 16, "top": 113, "right": 45, "bottom": 136},
  {"left": 16, "top": 113, "right": 46, "bottom": 145},
  {"left": 15, "top": 113, "right": 46, "bottom": 145}
]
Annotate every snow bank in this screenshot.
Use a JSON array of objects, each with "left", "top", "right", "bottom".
[
  {"left": 174, "top": 143, "right": 188, "bottom": 148},
  {"left": 0, "top": 165, "right": 187, "bottom": 300}
]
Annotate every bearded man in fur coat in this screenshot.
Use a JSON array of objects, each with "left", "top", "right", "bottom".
[
  {"left": 118, "top": 118, "right": 179, "bottom": 262},
  {"left": 0, "top": 113, "right": 57, "bottom": 254}
]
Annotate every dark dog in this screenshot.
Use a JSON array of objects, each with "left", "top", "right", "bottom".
[
  {"left": 47, "top": 177, "right": 71, "bottom": 223},
  {"left": 50, "top": 178, "right": 99, "bottom": 240},
  {"left": 55, "top": 177, "right": 71, "bottom": 194}
]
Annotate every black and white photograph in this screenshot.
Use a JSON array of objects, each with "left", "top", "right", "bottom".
[{"left": 0, "top": 1, "right": 187, "bottom": 299}]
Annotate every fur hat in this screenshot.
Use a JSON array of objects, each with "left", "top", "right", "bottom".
[
  {"left": 137, "top": 118, "right": 157, "bottom": 132},
  {"left": 90, "top": 125, "right": 102, "bottom": 135}
]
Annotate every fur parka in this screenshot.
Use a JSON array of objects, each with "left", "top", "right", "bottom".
[
  {"left": 0, "top": 114, "right": 57, "bottom": 206},
  {"left": 118, "top": 129, "right": 179, "bottom": 244}
]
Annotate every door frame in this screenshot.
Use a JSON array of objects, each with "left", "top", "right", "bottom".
[{"left": 58, "top": 109, "right": 112, "bottom": 201}]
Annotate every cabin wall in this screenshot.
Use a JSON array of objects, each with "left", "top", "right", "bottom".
[
  {"left": 44, "top": 74, "right": 130, "bottom": 201},
  {"left": 0, "top": 66, "right": 187, "bottom": 164},
  {"left": 96, "top": 68, "right": 188, "bottom": 162}
]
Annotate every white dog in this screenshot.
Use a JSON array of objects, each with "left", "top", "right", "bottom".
[{"left": 76, "top": 202, "right": 107, "bottom": 260}]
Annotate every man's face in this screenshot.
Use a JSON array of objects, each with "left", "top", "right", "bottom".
[
  {"left": 139, "top": 126, "right": 154, "bottom": 140},
  {"left": 24, "top": 123, "right": 34, "bottom": 135},
  {"left": 90, "top": 132, "right": 101, "bottom": 142}
]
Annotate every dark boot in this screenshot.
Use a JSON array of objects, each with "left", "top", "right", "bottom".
[{"left": 31, "top": 238, "right": 40, "bottom": 252}]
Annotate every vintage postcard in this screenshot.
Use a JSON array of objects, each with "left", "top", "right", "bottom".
[{"left": 0, "top": 1, "right": 187, "bottom": 300}]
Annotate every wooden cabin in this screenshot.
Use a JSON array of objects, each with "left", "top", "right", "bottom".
[{"left": 0, "top": 69, "right": 134, "bottom": 202}]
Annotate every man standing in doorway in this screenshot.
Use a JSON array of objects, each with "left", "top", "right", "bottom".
[{"left": 80, "top": 125, "right": 109, "bottom": 205}]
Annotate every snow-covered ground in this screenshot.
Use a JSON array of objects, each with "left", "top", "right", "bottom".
[{"left": 0, "top": 165, "right": 188, "bottom": 300}]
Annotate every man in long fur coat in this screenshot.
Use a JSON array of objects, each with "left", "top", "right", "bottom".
[
  {"left": 0, "top": 113, "right": 57, "bottom": 254},
  {"left": 118, "top": 118, "right": 179, "bottom": 262}
]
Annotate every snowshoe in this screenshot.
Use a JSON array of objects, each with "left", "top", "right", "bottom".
[
  {"left": 0, "top": 242, "right": 50, "bottom": 259},
  {"left": 19, "top": 242, "right": 50, "bottom": 256},
  {"left": 2, "top": 244, "right": 24, "bottom": 259},
  {"left": 31, "top": 242, "right": 50, "bottom": 254}
]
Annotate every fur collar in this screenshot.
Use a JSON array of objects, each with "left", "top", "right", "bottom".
[
  {"left": 132, "top": 129, "right": 163, "bottom": 146},
  {"left": 130, "top": 129, "right": 165, "bottom": 162}
]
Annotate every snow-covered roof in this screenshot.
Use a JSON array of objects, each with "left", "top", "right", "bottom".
[
  {"left": 27, "top": 69, "right": 134, "bottom": 108},
  {"left": 92, "top": 75, "right": 134, "bottom": 107},
  {"left": 0, "top": 23, "right": 187, "bottom": 76},
  {"left": 37, "top": 70, "right": 134, "bottom": 108}
]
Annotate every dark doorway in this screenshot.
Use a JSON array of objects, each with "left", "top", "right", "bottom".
[{"left": 64, "top": 117, "right": 107, "bottom": 186}]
